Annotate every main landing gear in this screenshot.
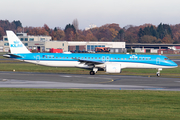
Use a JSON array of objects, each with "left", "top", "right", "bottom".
[
  {"left": 89, "top": 68, "right": 98, "bottom": 75},
  {"left": 156, "top": 68, "right": 162, "bottom": 77},
  {"left": 90, "top": 71, "right": 95, "bottom": 75}
]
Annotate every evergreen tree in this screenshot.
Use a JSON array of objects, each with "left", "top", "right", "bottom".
[
  {"left": 143, "top": 26, "right": 151, "bottom": 36},
  {"left": 12, "top": 20, "right": 22, "bottom": 29},
  {"left": 157, "top": 23, "right": 172, "bottom": 39},
  {"left": 162, "top": 24, "right": 172, "bottom": 38},
  {"left": 138, "top": 23, "right": 172, "bottom": 43},
  {"left": 54, "top": 27, "right": 57, "bottom": 31},
  {"left": 157, "top": 23, "right": 164, "bottom": 39},
  {"left": 64, "top": 24, "right": 76, "bottom": 34},
  {"left": 118, "top": 29, "right": 124, "bottom": 41},
  {"left": 150, "top": 25, "right": 158, "bottom": 38},
  {"left": 138, "top": 28, "right": 144, "bottom": 38}
]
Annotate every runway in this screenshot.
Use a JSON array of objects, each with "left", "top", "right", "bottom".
[{"left": 0, "top": 71, "right": 180, "bottom": 91}]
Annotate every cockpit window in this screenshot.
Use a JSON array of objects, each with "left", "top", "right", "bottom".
[{"left": 164, "top": 58, "right": 169, "bottom": 60}]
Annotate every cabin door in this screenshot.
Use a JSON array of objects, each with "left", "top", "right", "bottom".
[
  {"left": 36, "top": 55, "right": 40, "bottom": 63},
  {"left": 156, "top": 57, "right": 160, "bottom": 64}
]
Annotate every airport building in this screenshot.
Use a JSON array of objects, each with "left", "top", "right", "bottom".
[
  {"left": 1, "top": 33, "right": 126, "bottom": 53},
  {"left": 68, "top": 41, "right": 126, "bottom": 52},
  {"left": 1, "top": 32, "right": 180, "bottom": 54}
]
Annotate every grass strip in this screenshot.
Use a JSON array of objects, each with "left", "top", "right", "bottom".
[{"left": 0, "top": 88, "right": 180, "bottom": 119}]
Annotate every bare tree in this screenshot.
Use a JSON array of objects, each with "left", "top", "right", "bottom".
[{"left": 72, "top": 19, "right": 79, "bottom": 31}]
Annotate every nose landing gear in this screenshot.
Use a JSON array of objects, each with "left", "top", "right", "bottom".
[
  {"left": 156, "top": 68, "right": 162, "bottom": 77},
  {"left": 156, "top": 72, "right": 160, "bottom": 77}
]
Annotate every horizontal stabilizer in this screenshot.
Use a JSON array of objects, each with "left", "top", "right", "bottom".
[{"left": 3, "top": 53, "right": 22, "bottom": 58}]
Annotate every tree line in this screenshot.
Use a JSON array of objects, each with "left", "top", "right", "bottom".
[{"left": 0, "top": 20, "right": 180, "bottom": 44}]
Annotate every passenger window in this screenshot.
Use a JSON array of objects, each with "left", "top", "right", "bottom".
[
  {"left": 121, "top": 58, "right": 123, "bottom": 60},
  {"left": 92, "top": 57, "right": 93, "bottom": 59},
  {"left": 125, "top": 58, "right": 126, "bottom": 60},
  {"left": 88, "top": 57, "right": 90, "bottom": 59}
]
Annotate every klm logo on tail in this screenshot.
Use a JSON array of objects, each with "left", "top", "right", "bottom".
[{"left": 10, "top": 40, "right": 23, "bottom": 47}]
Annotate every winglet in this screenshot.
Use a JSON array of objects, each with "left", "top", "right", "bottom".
[{"left": 6, "top": 30, "right": 31, "bottom": 54}]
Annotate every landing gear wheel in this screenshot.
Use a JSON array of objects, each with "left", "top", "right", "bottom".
[
  {"left": 90, "top": 71, "right": 95, "bottom": 75},
  {"left": 156, "top": 73, "right": 160, "bottom": 77},
  {"left": 156, "top": 68, "right": 162, "bottom": 77}
]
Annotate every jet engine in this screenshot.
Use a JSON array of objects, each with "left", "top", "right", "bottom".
[{"left": 105, "top": 63, "right": 121, "bottom": 73}]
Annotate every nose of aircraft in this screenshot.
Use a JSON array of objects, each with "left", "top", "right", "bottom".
[{"left": 170, "top": 60, "right": 178, "bottom": 67}]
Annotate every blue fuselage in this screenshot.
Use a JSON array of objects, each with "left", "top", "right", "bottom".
[{"left": 12, "top": 53, "right": 177, "bottom": 68}]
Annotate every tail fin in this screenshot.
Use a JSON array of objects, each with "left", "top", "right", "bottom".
[{"left": 6, "top": 30, "right": 31, "bottom": 54}]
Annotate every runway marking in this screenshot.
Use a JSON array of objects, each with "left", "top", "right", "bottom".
[
  {"left": 62, "top": 76, "right": 72, "bottom": 78},
  {"left": 70, "top": 88, "right": 82, "bottom": 89},
  {"left": 0, "top": 79, "right": 8, "bottom": 82},
  {"left": 95, "top": 79, "right": 114, "bottom": 84},
  {"left": 175, "top": 81, "right": 180, "bottom": 83},
  {"left": 143, "top": 88, "right": 164, "bottom": 90}
]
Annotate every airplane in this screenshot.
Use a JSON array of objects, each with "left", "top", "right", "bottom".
[{"left": 3, "top": 30, "right": 178, "bottom": 76}]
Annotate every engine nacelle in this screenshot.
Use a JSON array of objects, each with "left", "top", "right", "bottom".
[{"left": 105, "top": 63, "right": 121, "bottom": 73}]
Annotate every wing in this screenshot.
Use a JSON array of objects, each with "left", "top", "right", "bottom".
[{"left": 77, "top": 59, "right": 104, "bottom": 66}]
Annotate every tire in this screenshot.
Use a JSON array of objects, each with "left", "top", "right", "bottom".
[
  {"left": 90, "top": 71, "right": 95, "bottom": 75},
  {"left": 157, "top": 73, "right": 160, "bottom": 77}
]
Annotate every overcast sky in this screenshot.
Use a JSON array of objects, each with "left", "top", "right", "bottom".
[{"left": 1, "top": 0, "right": 180, "bottom": 29}]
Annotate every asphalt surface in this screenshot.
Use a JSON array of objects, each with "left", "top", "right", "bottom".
[{"left": 0, "top": 71, "right": 180, "bottom": 91}]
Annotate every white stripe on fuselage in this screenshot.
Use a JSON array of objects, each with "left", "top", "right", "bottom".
[{"left": 24, "top": 60, "right": 175, "bottom": 69}]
